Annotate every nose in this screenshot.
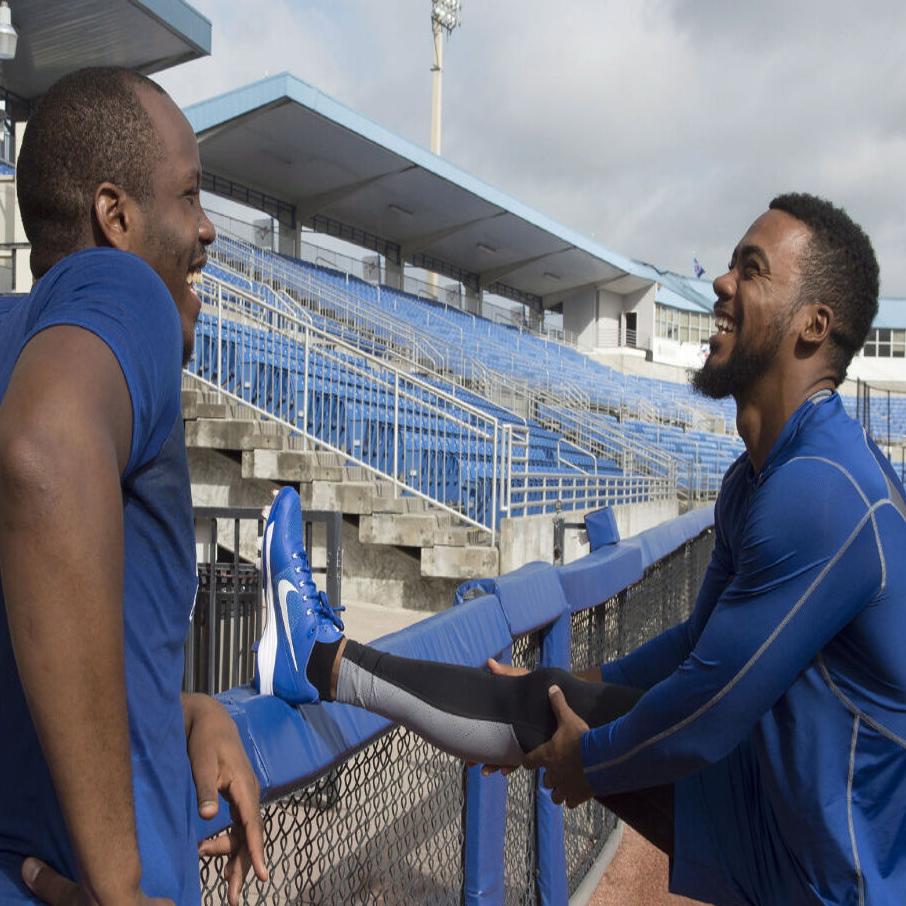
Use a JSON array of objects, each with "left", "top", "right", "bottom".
[
  {"left": 712, "top": 268, "right": 734, "bottom": 301},
  {"left": 199, "top": 207, "right": 216, "bottom": 246}
]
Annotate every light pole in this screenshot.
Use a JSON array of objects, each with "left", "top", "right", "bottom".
[
  {"left": 428, "top": 0, "right": 461, "bottom": 297},
  {"left": 430, "top": 0, "right": 461, "bottom": 156}
]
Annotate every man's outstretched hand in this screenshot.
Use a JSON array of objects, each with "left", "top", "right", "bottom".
[
  {"left": 21, "top": 858, "right": 172, "bottom": 906},
  {"left": 184, "top": 693, "right": 269, "bottom": 905},
  {"left": 524, "top": 685, "right": 595, "bottom": 809}
]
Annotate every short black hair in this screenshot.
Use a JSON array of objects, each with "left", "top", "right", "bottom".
[
  {"left": 769, "top": 192, "right": 879, "bottom": 384},
  {"left": 17, "top": 66, "right": 167, "bottom": 278}
]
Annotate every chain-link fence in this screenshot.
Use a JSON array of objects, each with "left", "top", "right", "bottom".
[
  {"left": 503, "top": 631, "right": 542, "bottom": 906},
  {"left": 199, "top": 527, "right": 715, "bottom": 904},
  {"left": 564, "top": 528, "right": 714, "bottom": 896}
]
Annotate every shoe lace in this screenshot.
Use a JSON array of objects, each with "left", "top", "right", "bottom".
[{"left": 291, "top": 550, "right": 345, "bottom": 632}]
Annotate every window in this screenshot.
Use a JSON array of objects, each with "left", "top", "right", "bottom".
[
  {"left": 655, "top": 304, "right": 714, "bottom": 343},
  {"left": 861, "top": 327, "right": 906, "bottom": 358}
]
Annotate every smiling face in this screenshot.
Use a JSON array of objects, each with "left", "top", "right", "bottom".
[
  {"left": 127, "top": 86, "right": 214, "bottom": 364},
  {"left": 691, "top": 209, "right": 812, "bottom": 400}
]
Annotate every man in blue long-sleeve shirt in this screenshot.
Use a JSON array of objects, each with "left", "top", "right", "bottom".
[
  {"left": 257, "top": 192, "right": 904, "bottom": 905},
  {"left": 527, "top": 192, "right": 906, "bottom": 905}
]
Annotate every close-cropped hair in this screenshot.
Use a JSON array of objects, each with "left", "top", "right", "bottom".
[
  {"left": 769, "top": 192, "right": 879, "bottom": 384},
  {"left": 17, "top": 66, "right": 167, "bottom": 278}
]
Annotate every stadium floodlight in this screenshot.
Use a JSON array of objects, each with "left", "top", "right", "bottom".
[
  {"left": 0, "top": 2, "right": 17, "bottom": 61},
  {"left": 431, "top": 0, "right": 462, "bottom": 34}
]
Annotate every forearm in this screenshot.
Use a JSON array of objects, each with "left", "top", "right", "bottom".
[{"left": 0, "top": 446, "right": 142, "bottom": 902}]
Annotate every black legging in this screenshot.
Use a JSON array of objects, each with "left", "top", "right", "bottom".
[{"left": 336, "top": 640, "right": 674, "bottom": 856}]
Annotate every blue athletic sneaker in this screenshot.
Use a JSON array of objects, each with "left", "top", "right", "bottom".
[{"left": 254, "top": 486, "right": 345, "bottom": 704}]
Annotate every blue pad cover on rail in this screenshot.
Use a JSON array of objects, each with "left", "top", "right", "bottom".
[
  {"left": 557, "top": 543, "right": 645, "bottom": 612},
  {"left": 196, "top": 592, "right": 512, "bottom": 839},
  {"left": 455, "top": 562, "right": 570, "bottom": 635},
  {"left": 632, "top": 504, "right": 714, "bottom": 566},
  {"left": 584, "top": 506, "right": 620, "bottom": 551}
]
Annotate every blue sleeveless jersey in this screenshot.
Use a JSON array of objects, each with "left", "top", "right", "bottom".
[
  {"left": 585, "top": 391, "right": 906, "bottom": 905},
  {"left": 0, "top": 250, "right": 200, "bottom": 904}
]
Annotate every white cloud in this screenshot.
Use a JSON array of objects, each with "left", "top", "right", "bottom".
[{"left": 159, "top": 0, "right": 906, "bottom": 293}]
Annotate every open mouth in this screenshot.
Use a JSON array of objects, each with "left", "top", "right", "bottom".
[
  {"left": 714, "top": 314, "right": 735, "bottom": 335},
  {"left": 185, "top": 263, "right": 205, "bottom": 308}
]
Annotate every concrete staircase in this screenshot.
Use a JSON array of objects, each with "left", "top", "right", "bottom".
[{"left": 182, "top": 379, "right": 498, "bottom": 611}]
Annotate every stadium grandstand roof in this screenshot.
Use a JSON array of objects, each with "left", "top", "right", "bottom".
[
  {"left": 186, "top": 72, "right": 714, "bottom": 310},
  {"left": 0, "top": 0, "right": 210, "bottom": 103}
]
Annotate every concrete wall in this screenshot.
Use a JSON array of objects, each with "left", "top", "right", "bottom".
[
  {"left": 652, "top": 336, "right": 709, "bottom": 370},
  {"left": 845, "top": 354, "right": 906, "bottom": 384},
  {"left": 621, "top": 284, "right": 657, "bottom": 352},
  {"left": 596, "top": 288, "right": 622, "bottom": 348},
  {"left": 501, "top": 497, "right": 680, "bottom": 573},
  {"left": 560, "top": 285, "right": 598, "bottom": 350}
]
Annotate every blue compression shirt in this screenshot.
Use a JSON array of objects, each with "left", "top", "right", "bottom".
[
  {"left": 586, "top": 391, "right": 906, "bottom": 905},
  {"left": 0, "top": 250, "right": 200, "bottom": 904}
]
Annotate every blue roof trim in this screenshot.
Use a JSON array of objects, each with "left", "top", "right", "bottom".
[
  {"left": 874, "top": 298, "right": 906, "bottom": 329},
  {"left": 132, "top": 0, "right": 212, "bottom": 54},
  {"left": 656, "top": 284, "right": 713, "bottom": 314},
  {"left": 185, "top": 72, "right": 677, "bottom": 287}
]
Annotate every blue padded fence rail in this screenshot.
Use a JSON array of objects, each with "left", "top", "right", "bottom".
[{"left": 198, "top": 503, "right": 715, "bottom": 902}]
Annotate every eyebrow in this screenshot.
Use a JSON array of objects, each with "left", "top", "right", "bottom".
[{"left": 730, "top": 243, "right": 769, "bottom": 269}]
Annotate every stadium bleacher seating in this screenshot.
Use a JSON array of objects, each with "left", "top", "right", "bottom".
[
  {"left": 194, "top": 234, "right": 756, "bottom": 513},
  {"left": 191, "top": 232, "right": 906, "bottom": 514}
]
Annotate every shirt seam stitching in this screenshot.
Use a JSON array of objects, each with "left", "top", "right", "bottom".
[
  {"left": 817, "top": 654, "right": 906, "bottom": 751},
  {"left": 847, "top": 714, "right": 865, "bottom": 906},
  {"left": 584, "top": 502, "right": 882, "bottom": 776}
]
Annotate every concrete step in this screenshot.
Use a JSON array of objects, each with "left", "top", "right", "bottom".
[
  {"left": 242, "top": 448, "right": 361, "bottom": 482},
  {"left": 195, "top": 401, "right": 231, "bottom": 419},
  {"left": 432, "top": 525, "right": 481, "bottom": 547},
  {"left": 371, "top": 494, "right": 430, "bottom": 515},
  {"left": 359, "top": 513, "right": 438, "bottom": 548},
  {"left": 185, "top": 419, "right": 286, "bottom": 452},
  {"left": 301, "top": 480, "right": 377, "bottom": 515},
  {"left": 421, "top": 544, "right": 499, "bottom": 579}
]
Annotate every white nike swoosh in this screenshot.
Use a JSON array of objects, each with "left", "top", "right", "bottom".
[{"left": 278, "top": 578, "right": 300, "bottom": 671}]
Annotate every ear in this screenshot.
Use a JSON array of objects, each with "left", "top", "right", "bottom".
[
  {"left": 799, "top": 303, "right": 833, "bottom": 346},
  {"left": 92, "top": 182, "right": 141, "bottom": 251}
]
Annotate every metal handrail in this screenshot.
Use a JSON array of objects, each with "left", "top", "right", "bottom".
[{"left": 190, "top": 273, "right": 682, "bottom": 537}]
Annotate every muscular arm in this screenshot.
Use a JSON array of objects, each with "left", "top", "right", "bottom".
[
  {"left": 0, "top": 326, "right": 143, "bottom": 903},
  {"left": 581, "top": 461, "right": 885, "bottom": 796}
]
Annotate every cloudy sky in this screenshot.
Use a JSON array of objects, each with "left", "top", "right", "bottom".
[{"left": 156, "top": 0, "right": 906, "bottom": 295}]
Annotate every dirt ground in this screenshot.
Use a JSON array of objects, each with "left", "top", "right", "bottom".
[{"left": 590, "top": 826, "right": 704, "bottom": 906}]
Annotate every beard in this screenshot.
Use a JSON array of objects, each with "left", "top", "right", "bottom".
[{"left": 690, "top": 316, "right": 789, "bottom": 400}]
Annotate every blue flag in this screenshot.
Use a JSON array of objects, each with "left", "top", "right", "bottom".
[{"left": 693, "top": 257, "right": 705, "bottom": 279}]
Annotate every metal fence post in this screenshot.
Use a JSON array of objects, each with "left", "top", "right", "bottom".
[
  {"left": 462, "top": 642, "right": 512, "bottom": 905},
  {"left": 535, "top": 609, "right": 571, "bottom": 905}
]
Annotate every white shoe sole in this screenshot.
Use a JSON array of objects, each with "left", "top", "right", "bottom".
[{"left": 256, "top": 522, "right": 278, "bottom": 695}]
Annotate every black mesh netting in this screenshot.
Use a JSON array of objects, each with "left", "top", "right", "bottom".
[
  {"left": 503, "top": 631, "right": 542, "bottom": 906},
  {"left": 200, "top": 726, "right": 465, "bottom": 904},
  {"left": 199, "top": 529, "right": 715, "bottom": 904},
  {"left": 563, "top": 528, "right": 715, "bottom": 896}
]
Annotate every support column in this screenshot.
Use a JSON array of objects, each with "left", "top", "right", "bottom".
[
  {"left": 464, "top": 284, "right": 482, "bottom": 316},
  {"left": 277, "top": 222, "right": 299, "bottom": 259},
  {"left": 383, "top": 256, "right": 403, "bottom": 291},
  {"left": 13, "top": 119, "right": 31, "bottom": 293},
  {"left": 525, "top": 303, "right": 543, "bottom": 332}
]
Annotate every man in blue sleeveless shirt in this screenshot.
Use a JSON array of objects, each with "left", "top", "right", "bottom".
[{"left": 0, "top": 69, "right": 267, "bottom": 905}]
